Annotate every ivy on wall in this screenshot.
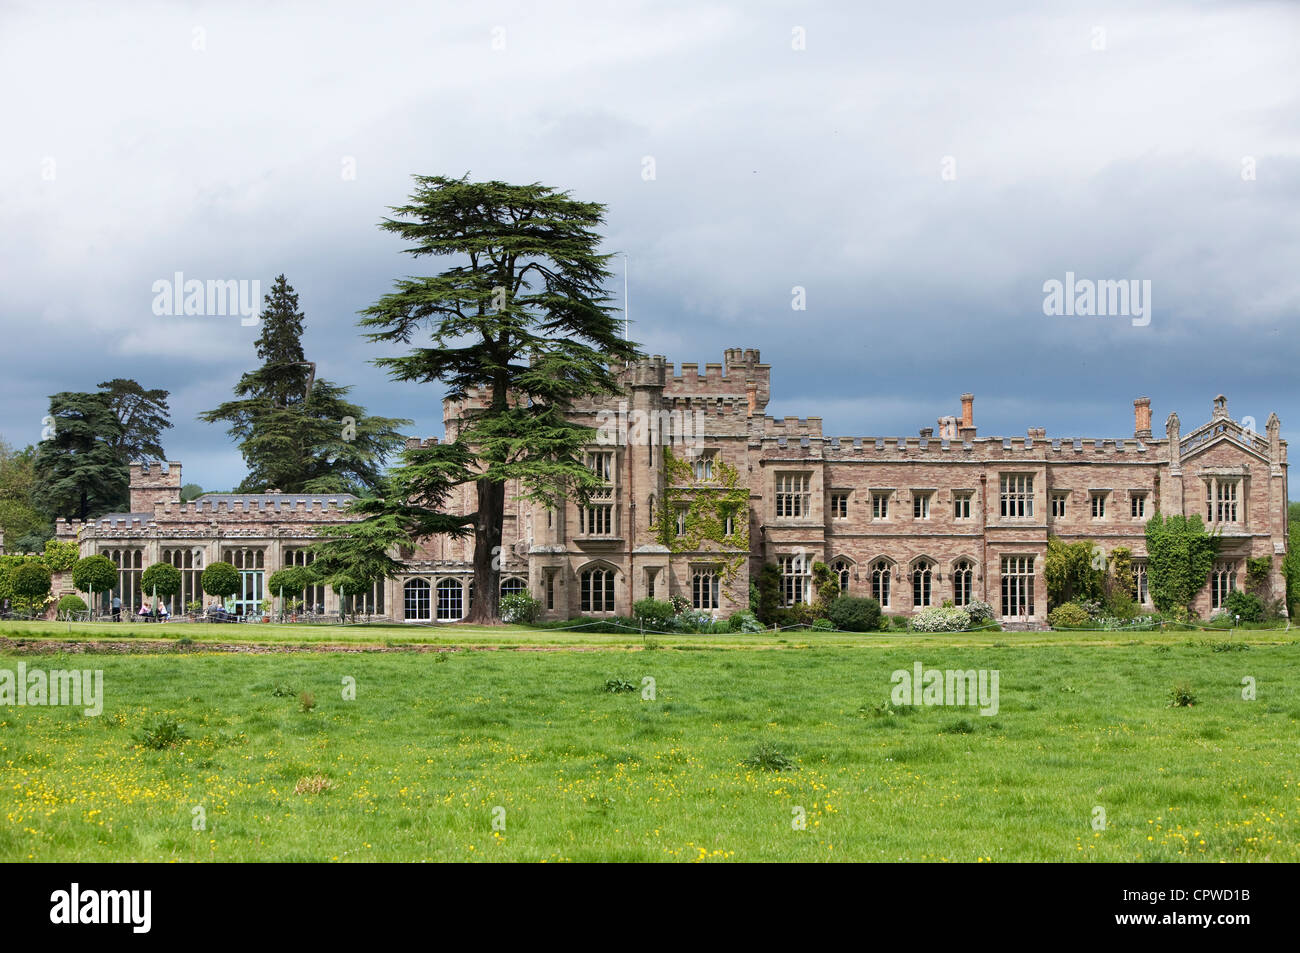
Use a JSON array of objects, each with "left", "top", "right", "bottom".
[{"left": 651, "top": 448, "right": 750, "bottom": 601}]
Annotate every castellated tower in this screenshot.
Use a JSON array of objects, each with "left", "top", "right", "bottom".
[{"left": 128, "top": 461, "right": 182, "bottom": 513}]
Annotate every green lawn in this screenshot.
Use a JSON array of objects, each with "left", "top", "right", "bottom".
[{"left": 1, "top": 632, "right": 1297, "bottom": 861}]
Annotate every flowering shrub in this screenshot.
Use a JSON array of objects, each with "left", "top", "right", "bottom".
[
  {"left": 909, "top": 606, "right": 972, "bottom": 632},
  {"left": 500, "top": 593, "right": 541, "bottom": 624},
  {"left": 964, "top": 600, "right": 995, "bottom": 624}
]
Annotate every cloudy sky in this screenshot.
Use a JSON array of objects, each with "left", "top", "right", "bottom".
[{"left": 2, "top": 0, "right": 1297, "bottom": 491}]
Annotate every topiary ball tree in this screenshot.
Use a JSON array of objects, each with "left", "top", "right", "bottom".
[
  {"left": 201, "top": 561, "right": 241, "bottom": 601},
  {"left": 71, "top": 554, "right": 119, "bottom": 610},
  {"left": 11, "top": 562, "right": 52, "bottom": 603},
  {"left": 140, "top": 561, "right": 182, "bottom": 608}
]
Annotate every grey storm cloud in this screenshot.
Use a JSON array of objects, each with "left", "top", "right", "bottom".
[{"left": 0, "top": 0, "right": 1297, "bottom": 491}]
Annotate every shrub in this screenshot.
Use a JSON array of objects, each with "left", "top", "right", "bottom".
[
  {"left": 668, "top": 595, "right": 690, "bottom": 615},
  {"left": 889, "top": 615, "right": 909, "bottom": 630},
  {"left": 727, "top": 610, "right": 763, "bottom": 632},
  {"left": 134, "top": 717, "right": 188, "bottom": 750},
  {"left": 500, "top": 593, "right": 541, "bottom": 624},
  {"left": 201, "top": 561, "right": 241, "bottom": 599},
  {"left": 10, "top": 562, "right": 52, "bottom": 602},
  {"left": 1224, "top": 590, "right": 1265, "bottom": 623},
  {"left": 55, "top": 594, "right": 87, "bottom": 617},
  {"left": 909, "top": 606, "right": 971, "bottom": 632},
  {"left": 632, "top": 598, "right": 676, "bottom": 631},
  {"left": 826, "top": 596, "right": 882, "bottom": 632},
  {"left": 741, "top": 742, "right": 796, "bottom": 772},
  {"left": 603, "top": 677, "right": 636, "bottom": 694},
  {"left": 964, "top": 600, "right": 995, "bottom": 625},
  {"left": 1168, "top": 683, "right": 1197, "bottom": 707},
  {"left": 1048, "top": 602, "right": 1092, "bottom": 628},
  {"left": 811, "top": 617, "right": 835, "bottom": 631},
  {"left": 1104, "top": 590, "right": 1138, "bottom": 621}
]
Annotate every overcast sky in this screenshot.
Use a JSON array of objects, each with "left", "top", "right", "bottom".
[{"left": 2, "top": 0, "right": 1297, "bottom": 492}]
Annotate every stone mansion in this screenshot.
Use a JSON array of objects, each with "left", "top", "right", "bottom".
[{"left": 55, "top": 348, "right": 1289, "bottom": 626}]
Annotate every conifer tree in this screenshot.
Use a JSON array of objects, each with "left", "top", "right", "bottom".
[
  {"left": 347, "top": 175, "right": 639, "bottom": 622},
  {"left": 201, "top": 274, "right": 410, "bottom": 493}
]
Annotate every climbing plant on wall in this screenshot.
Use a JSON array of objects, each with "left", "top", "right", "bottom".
[{"left": 651, "top": 449, "right": 750, "bottom": 601}]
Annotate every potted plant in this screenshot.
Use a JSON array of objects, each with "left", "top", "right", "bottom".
[
  {"left": 259, "top": 598, "right": 272, "bottom": 623},
  {"left": 186, "top": 600, "right": 202, "bottom": 622},
  {"left": 286, "top": 597, "right": 304, "bottom": 622}
]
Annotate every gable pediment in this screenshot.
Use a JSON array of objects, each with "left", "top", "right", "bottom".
[{"left": 1179, "top": 418, "right": 1270, "bottom": 465}]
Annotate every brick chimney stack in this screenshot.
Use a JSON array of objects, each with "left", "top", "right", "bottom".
[
  {"left": 958, "top": 394, "right": 976, "bottom": 440},
  {"left": 1134, "top": 397, "right": 1152, "bottom": 439}
]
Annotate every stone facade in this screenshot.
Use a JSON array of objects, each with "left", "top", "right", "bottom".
[{"left": 57, "top": 349, "right": 1289, "bottom": 626}]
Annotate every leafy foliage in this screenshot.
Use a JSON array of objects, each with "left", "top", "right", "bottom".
[
  {"left": 500, "top": 593, "right": 541, "bottom": 624},
  {"left": 826, "top": 596, "right": 882, "bottom": 632},
  {"left": 10, "top": 561, "right": 51, "bottom": 601},
  {"left": 201, "top": 561, "right": 241, "bottom": 599},
  {"left": 1048, "top": 602, "right": 1092, "bottom": 628},
  {"left": 56, "top": 594, "right": 87, "bottom": 617},
  {"left": 140, "top": 561, "right": 182, "bottom": 599},
  {"left": 741, "top": 742, "right": 796, "bottom": 772},
  {"left": 1145, "top": 513, "right": 1218, "bottom": 613},
  {"left": 0, "top": 439, "right": 50, "bottom": 553},
  {"left": 1223, "top": 590, "right": 1265, "bottom": 623},
  {"left": 632, "top": 598, "right": 676, "bottom": 630},
  {"left": 72, "top": 555, "right": 118, "bottom": 595},
  {"left": 1044, "top": 537, "right": 1105, "bottom": 608}
]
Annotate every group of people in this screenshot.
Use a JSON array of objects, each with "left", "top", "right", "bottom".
[{"left": 135, "top": 599, "right": 170, "bottom": 622}]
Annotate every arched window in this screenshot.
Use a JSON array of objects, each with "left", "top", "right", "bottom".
[
  {"left": 692, "top": 569, "right": 719, "bottom": 609},
  {"left": 581, "top": 567, "right": 615, "bottom": 613},
  {"left": 436, "top": 578, "right": 464, "bottom": 621},
  {"left": 912, "top": 559, "right": 934, "bottom": 608},
  {"left": 952, "top": 559, "right": 974, "bottom": 607},
  {"left": 404, "top": 578, "right": 431, "bottom": 622},
  {"left": 871, "top": 560, "right": 891, "bottom": 608},
  {"left": 830, "top": 559, "right": 851, "bottom": 594},
  {"left": 500, "top": 577, "right": 527, "bottom": 600}
]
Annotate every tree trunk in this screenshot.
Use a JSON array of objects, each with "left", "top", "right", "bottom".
[{"left": 465, "top": 476, "right": 504, "bottom": 623}]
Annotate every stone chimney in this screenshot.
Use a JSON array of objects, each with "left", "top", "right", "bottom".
[
  {"left": 1027, "top": 427, "right": 1046, "bottom": 441},
  {"left": 937, "top": 415, "right": 959, "bottom": 440},
  {"left": 919, "top": 427, "right": 934, "bottom": 438},
  {"left": 1133, "top": 397, "right": 1152, "bottom": 440}
]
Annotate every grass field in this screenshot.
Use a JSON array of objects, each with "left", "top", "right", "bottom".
[{"left": 2, "top": 625, "right": 1298, "bottom": 861}]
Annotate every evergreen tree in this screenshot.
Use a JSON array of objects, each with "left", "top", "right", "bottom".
[
  {"left": 353, "top": 175, "right": 638, "bottom": 622},
  {"left": 200, "top": 274, "right": 410, "bottom": 493},
  {"left": 98, "top": 378, "right": 172, "bottom": 464},
  {"left": 33, "top": 392, "right": 128, "bottom": 520}
]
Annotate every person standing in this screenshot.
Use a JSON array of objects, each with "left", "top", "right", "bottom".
[{"left": 111, "top": 595, "right": 122, "bottom": 622}]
